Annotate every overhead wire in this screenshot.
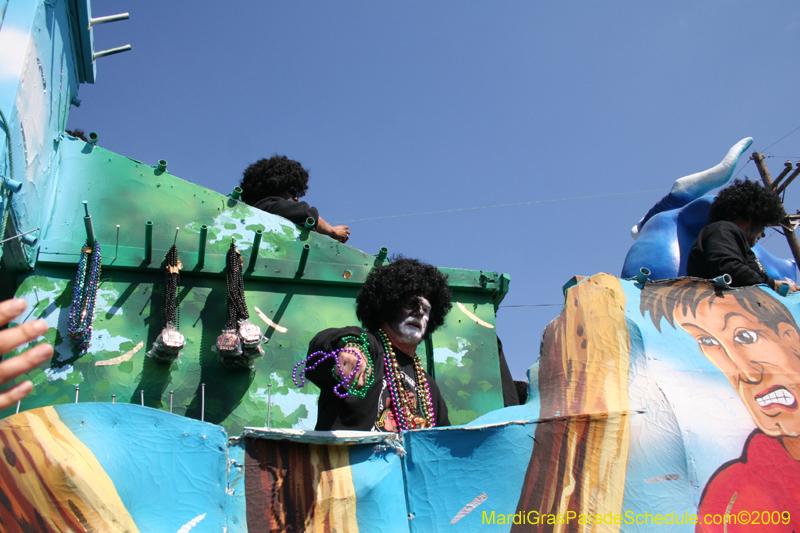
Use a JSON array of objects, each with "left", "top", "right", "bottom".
[
  {"left": 337, "top": 188, "right": 669, "bottom": 223},
  {"left": 761, "top": 125, "right": 800, "bottom": 153}
]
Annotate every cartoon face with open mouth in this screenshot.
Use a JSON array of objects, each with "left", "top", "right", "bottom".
[{"left": 679, "top": 297, "right": 800, "bottom": 437}]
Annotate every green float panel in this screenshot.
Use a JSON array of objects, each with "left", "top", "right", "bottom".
[{"left": 1, "top": 140, "right": 509, "bottom": 434}]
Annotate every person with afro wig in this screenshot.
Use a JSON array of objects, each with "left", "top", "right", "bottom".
[
  {"left": 687, "top": 179, "right": 797, "bottom": 293},
  {"left": 303, "top": 257, "right": 452, "bottom": 431},
  {"left": 239, "top": 155, "right": 350, "bottom": 243}
]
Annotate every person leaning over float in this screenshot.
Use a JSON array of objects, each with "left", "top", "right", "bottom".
[
  {"left": 687, "top": 179, "right": 797, "bottom": 294},
  {"left": 294, "top": 257, "right": 451, "bottom": 432},
  {"left": 239, "top": 155, "right": 350, "bottom": 243}
]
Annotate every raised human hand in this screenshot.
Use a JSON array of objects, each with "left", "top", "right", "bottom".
[
  {"left": 0, "top": 299, "right": 53, "bottom": 412},
  {"left": 336, "top": 345, "right": 371, "bottom": 388}
]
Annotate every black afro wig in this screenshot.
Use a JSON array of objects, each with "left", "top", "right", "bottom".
[
  {"left": 240, "top": 155, "right": 310, "bottom": 205},
  {"left": 356, "top": 257, "right": 452, "bottom": 336},
  {"left": 708, "top": 179, "right": 785, "bottom": 226}
]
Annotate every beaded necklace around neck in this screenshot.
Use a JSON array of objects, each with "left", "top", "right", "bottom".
[{"left": 376, "top": 328, "right": 436, "bottom": 430}]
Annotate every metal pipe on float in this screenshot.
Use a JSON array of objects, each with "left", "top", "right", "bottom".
[
  {"left": 93, "top": 45, "right": 132, "bottom": 60},
  {"left": 197, "top": 225, "right": 208, "bottom": 267},
  {"left": 712, "top": 274, "right": 732, "bottom": 289},
  {"left": 2, "top": 177, "right": 22, "bottom": 193},
  {"left": 248, "top": 230, "right": 263, "bottom": 271},
  {"left": 89, "top": 12, "right": 130, "bottom": 27},
  {"left": 230, "top": 187, "right": 242, "bottom": 200},
  {"left": 156, "top": 160, "right": 168, "bottom": 172},
  {"left": 88, "top": 131, "right": 98, "bottom": 144},
  {"left": 296, "top": 244, "right": 310, "bottom": 277},
  {"left": 144, "top": 221, "right": 153, "bottom": 263},
  {"left": 304, "top": 217, "right": 315, "bottom": 229},
  {"left": 201, "top": 383, "right": 206, "bottom": 422},
  {"left": 0, "top": 227, "right": 39, "bottom": 246},
  {"left": 376, "top": 247, "right": 388, "bottom": 262},
  {"left": 636, "top": 267, "right": 650, "bottom": 285},
  {"left": 83, "top": 201, "right": 96, "bottom": 247},
  {"left": 20, "top": 233, "right": 37, "bottom": 247}
]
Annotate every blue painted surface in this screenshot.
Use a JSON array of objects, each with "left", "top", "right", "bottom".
[
  {"left": 0, "top": 0, "right": 85, "bottom": 268},
  {"left": 403, "top": 424, "right": 534, "bottom": 532},
  {"left": 55, "top": 403, "right": 231, "bottom": 532},
  {"left": 350, "top": 443, "right": 409, "bottom": 533}
]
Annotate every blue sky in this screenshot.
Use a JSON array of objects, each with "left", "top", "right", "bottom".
[{"left": 68, "top": 1, "right": 800, "bottom": 378}]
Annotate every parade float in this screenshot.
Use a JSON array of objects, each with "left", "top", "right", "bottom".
[{"left": 0, "top": 1, "right": 797, "bottom": 531}]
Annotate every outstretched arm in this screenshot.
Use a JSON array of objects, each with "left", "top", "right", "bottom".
[
  {"left": 0, "top": 299, "right": 53, "bottom": 411},
  {"left": 316, "top": 216, "right": 350, "bottom": 243}
]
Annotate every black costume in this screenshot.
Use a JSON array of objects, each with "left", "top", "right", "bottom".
[
  {"left": 253, "top": 196, "right": 319, "bottom": 227},
  {"left": 686, "top": 221, "right": 775, "bottom": 289},
  {"left": 305, "top": 327, "right": 450, "bottom": 432}
]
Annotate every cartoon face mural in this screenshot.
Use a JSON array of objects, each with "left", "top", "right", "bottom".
[
  {"left": 640, "top": 280, "right": 800, "bottom": 446},
  {"left": 679, "top": 297, "right": 800, "bottom": 438},
  {"left": 640, "top": 279, "right": 800, "bottom": 531}
]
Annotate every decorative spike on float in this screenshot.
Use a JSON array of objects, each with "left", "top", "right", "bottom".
[
  {"left": 712, "top": 273, "right": 732, "bottom": 289},
  {"left": 636, "top": 267, "right": 650, "bottom": 285},
  {"left": 296, "top": 243, "right": 310, "bottom": 277},
  {"left": 93, "top": 44, "right": 132, "bottom": 60},
  {"left": 144, "top": 221, "right": 153, "bottom": 263},
  {"left": 82, "top": 201, "right": 95, "bottom": 247},
  {"left": 248, "top": 230, "right": 263, "bottom": 271},
  {"left": 89, "top": 12, "right": 129, "bottom": 27},
  {"left": 198, "top": 225, "right": 208, "bottom": 267}
]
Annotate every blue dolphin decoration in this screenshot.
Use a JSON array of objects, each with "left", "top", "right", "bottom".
[{"left": 621, "top": 138, "right": 796, "bottom": 282}]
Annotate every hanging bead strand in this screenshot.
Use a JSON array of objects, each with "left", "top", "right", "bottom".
[{"left": 68, "top": 240, "right": 102, "bottom": 351}]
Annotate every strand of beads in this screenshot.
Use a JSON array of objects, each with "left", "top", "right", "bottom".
[
  {"left": 377, "top": 329, "right": 414, "bottom": 430},
  {"left": 338, "top": 333, "right": 375, "bottom": 398},
  {"left": 148, "top": 245, "right": 186, "bottom": 362},
  {"left": 68, "top": 240, "right": 102, "bottom": 351},
  {"left": 163, "top": 244, "right": 181, "bottom": 328},
  {"left": 376, "top": 328, "right": 436, "bottom": 430},
  {"left": 413, "top": 355, "right": 436, "bottom": 427},
  {"left": 293, "top": 347, "right": 369, "bottom": 398},
  {"left": 336, "top": 347, "right": 374, "bottom": 398},
  {"left": 217, "top": 241, "right": 263, "bottom": 368}
]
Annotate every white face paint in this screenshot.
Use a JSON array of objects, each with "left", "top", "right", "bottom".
[{"left": 390, "top": 296, "right": 432, "bottom": 345}]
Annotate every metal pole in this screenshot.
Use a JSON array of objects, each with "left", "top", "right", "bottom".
[
  {"left": 144, "top": 221, "right": 153, "bottom": 263},
  {"left": 201, "top": 383, "right": 205, "bottom": 422},
  {"left": 267, "top": 384, "right": 272, "bottom": 429},
  {"left": 752, "top": 152, "right": 800, "bottom": 268},
  {"left": 169, "top": 391, "right": 173, "bottom": 413},
  {"left": 74, "top": 387, "right": 79, "bottom": 403}
]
